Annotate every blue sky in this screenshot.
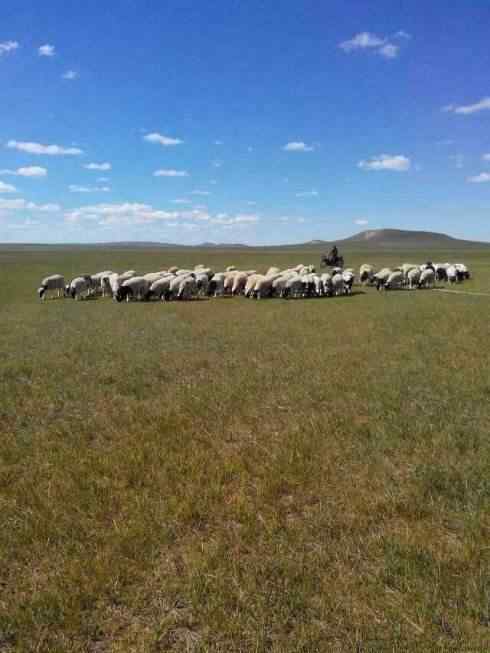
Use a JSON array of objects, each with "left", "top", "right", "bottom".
[{"left": 1, "top": 0, "right": 490, "bottom": 244}]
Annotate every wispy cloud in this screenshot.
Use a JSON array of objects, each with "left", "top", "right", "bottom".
[
  {"left": 283, "top": 141, "right": 315, "bottom": 152},
  {"left": 339, "top": 31, "right": 407, "bottom": 59},
  {"left": 144, "top": 132, "right": 183, "bottom": 146},
  {"left": 0, "top": 181, "right": 17, "bottom": 193},
  {"left": 482, "top": 153, "right": 490, "bottom": 161},
  {"left": 443, "top": 97, "right": 490, "bottom": 115},
  {"left": 340, "top": 32, "right": 385, "bottom": 51},
  {"left": 64, "top": 202, "right": 257, "bottom": 229},
  {"left": 212, "top": 160, "right": 223, "bottom": 168},
  {"left": 84, "top": 162, "right": 111, "bottom": 171},
  {"left": 0, "top": 41, "right": 19, "bottom": 56},
  {"left": 0, "top": 198, "right": 60, "bottom": 211},
  {"left": 358, "top": 154, "right": 411, "bottom": 171},
  {"left": 214, "top": 140, "right": 223, "bottom": 145},
  {"left": 69, "top": 185, "right": 111, "bottom": 193},
  {"left": 354, "top": 218, "right": 369, "bottom": 225},
  {"left": 62, "top": 70, "right": 78, "bottom": 80},
  {"left": 172, "top": 198, "right": 192, "bottom": 204},
  {"left": 38, "top": 44, "right": 55, "bottom": 57},
  {"left": 378, "top": 43, "right": 399, "bottom": 59},
  {"left": 0, "top": 166, "right": 47, "bottom": 178},
  {"left": 153, "top": 169, "right": 189, "bottom": 177},
  {"left": 450, "top": 154, "right": 464, "bottom": 169},
  {"left": 467, "top": 172, "right": 490, "bottom": 183},
  {"left": 296, "top": 190, "right": 319, "bottom": 197},
  {"left": 210, "top": 213, "right": 259, "bottom": 226},
  {"left": 190, "top": 190, "right": 210, "bottom": 196},
  {"left": 7, "top": 140, "right": 83, "bottom": 156}
]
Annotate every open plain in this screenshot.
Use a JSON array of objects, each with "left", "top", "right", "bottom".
[{"left": 1, "top": 244, "right": 489, "bottom": 652}]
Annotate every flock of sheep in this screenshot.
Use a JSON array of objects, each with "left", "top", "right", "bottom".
[
  {"left": 363, "top": 261, "right": 471, "bottom": 290},
  {"left": 37, "top": 260, "right": 471, "bottom": 302}
]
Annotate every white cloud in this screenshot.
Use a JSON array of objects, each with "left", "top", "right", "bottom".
[
  {"left": 339, "top": 32, "right": 385, "bottom": 52},
  {"left": 214, "top": 140, "right": 223, "bottom": 145},
  {"left": 63, "top": 202, "right": 257, "bottom": 229},
  {"left": 210, "top": 213, "right": 259, "bottom": 226},
  {"left": 212, "top": 160, "right": 223, "bottom": 168},
  {"left": 339, "top": 31, "right": 404, "bottom": 59},
  {"left": 144, "top": 132, "right": 183, "bottom": 146},
  {"left": 7, "top": 140, "right": 83, "bottom": 156},
  {"left": 296, "top": 190, "right": 319, "bottom": 197},
  {"left": 190, "top": 190, "right": 210, "bottom": 195},
  {"left": 69, "top": 185, "right": 111, "bottom": 193},
  {"left": 443, "top": 97, "right": 490, "bottom": 115},
  {"left": 97, "top": 177, "right": 109, "bottom": 182},
  {"left": 0, "top": 166, "right": 47, "bottom": 178},
  {"left": 358, "top": 154, "right": 411, "bottom": 171},
  {"left": 172, "top": 198, "right": 191, "bottom": 204},
  {"left": 0, "top": 41, "right": 19, "bottom": 56},
  {"left": 482, "top": 153, "right": 490, "bottom": 161},
  {"left": 84, "top": 162, "right": 111, "bottom": 171},
  {"left": 467, "top": 172, "right": 490, "bottom": 183},
  {"left": 0, "top": 198, "right": 60, "bottom": 211},
  {"left": 379, "top": 44, "right": 399, "bottom": 59},
  {"left": 62, "top": 70, "right": 78, "bottom": 80},
  {"left": 38, "top": 44, "right": 55, "bottom": 57},
  {"left": 354, "top": 219, "right": 369, "bottom": 225},
  {"left": 283, "top": 141, "right": 315, "bottom": 152},
  {"left": 0, "top": 181, "right": 17, "bottom": 193},
  {"left": 153, "top": 169, "right": 189, "bottom": 177}
]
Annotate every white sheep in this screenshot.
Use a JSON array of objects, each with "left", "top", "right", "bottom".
[
  {"left": 418, "top": 268, "right": 435, "bottom": 289},
  {"left": 284, "top": 275, "right": 303, "bottom": 299},
  {"left": 38, "top": 274, "right": 65, "bottom": 300},
  {"left": 67, "top": 276, "right": 91, "bottom": 300},
  {"left": 454, "top": 263, "right": 470, "bottom": 280},
  {"left": 446, "top": 265, "right": 458, "bottom": 283},
  {"left": 407, "top": 268, "right": 421, "bottom": 289},
  {"left": 373, "top": 268, "right": 392, "bottom": 290},
  {"left": 116, "top": 276, "right": 151, "bottom": 302},
  {"left": 383, "top": 271, "right": 404, "bottom": 291},
  {"left": 254, "top": 275, "right": 275, "bottom": 299},
  {"left": 266, "top": 266, "right": 281, "bottom": 277},
  {"left": 143, "top": 272, "right": 167, "bottom": 284},
  {"left": 148, "top": 276, "right": 173, "bottom": 301},
  {"left": 330, "top": 273, "right": 344, "bottom": 296},
  {"left": 359, "top": 264, "right": 375, "bottom": 284},
  {"left": 209, "top": 272, "right": 226, "bottom": 297},
  {"left": 231, "top": 272, "right": 249, "bottom": 296},
  {"left": 194, "top": 272, "right": 210, "bottom": 295},
  {"left": 342, "top": 270, "right": 355, "bottom": 295},
  {"left": 178, "top": 276, "right": 198, "bottom": 300}
]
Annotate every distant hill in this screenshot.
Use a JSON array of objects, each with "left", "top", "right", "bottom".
[
  {"left": 336, "top": 229, "right": 489, "bottom": 249},
  {"left": 2, "top": 229, "right": 488, "bottom": 249}
]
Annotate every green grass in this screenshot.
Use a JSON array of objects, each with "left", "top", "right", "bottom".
[{"left": 1, "top": 246, "right": 489, "bottom": 652}]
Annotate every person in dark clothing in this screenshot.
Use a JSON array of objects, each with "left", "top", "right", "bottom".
[{"left": 329, "top": 245, "right": 338, "bottom": 261}]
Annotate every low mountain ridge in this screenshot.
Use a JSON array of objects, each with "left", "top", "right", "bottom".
[{"left": 337, "top": 229, "right": 487, "bottom": 248}]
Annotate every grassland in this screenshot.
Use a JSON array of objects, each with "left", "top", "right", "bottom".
[{"left": 1, "top": 245, "right": 489, "bottom": 652}]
